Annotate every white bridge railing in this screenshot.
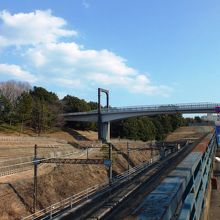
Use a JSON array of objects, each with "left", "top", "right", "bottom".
[{"left": 63, "top": 102, "right": 220, "bottom": 116}]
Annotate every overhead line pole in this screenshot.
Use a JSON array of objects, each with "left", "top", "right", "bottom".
[
  {"left": 33, "top": 144, "right": 38, "bottom": 213},
  {"left": 127, "top": 142, "right": 130, "bottom": 175},
  {"left": 98, "top": 88, "right": 112, "bottom": 184},
  {"left": 98, "top": 88, "right": 102, "bottom": 140},
  {"left": 108, "top": 142, "right": 112, "bottom": 184},
  {"left": 42, "top": 158, "right": 106, "bottom": 164}
]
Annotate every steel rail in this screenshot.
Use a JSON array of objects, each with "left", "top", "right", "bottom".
[
  {"left": 102, "top": 134, "right": 211, "bottom": 220},
  {"left": 0, "top": 148, "right": 92, "bottom": 170},
  {"left": 0, "top": 142, "right": 101, "bottom": 165},
  {"left": 43, "top": 158, "right": 106, "bottom": 165},
  {"left": 0, "top": 149, "right": 93, "bottom": 177}
]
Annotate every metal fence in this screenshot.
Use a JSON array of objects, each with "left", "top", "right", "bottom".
[
  {"left": 178, "top": 135, "right": 216, "bottom": 220},
  {"left": 0, "top": 148, "right": 94, "bottom": 177},
  {"left": 0, "top": 136, "right": 67, "bottom": 143},
  {"left": 63, "top": 102, "right": 220, "bottom": 116}
]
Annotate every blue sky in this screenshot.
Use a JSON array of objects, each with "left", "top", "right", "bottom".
[{"left": 0, "top": 0, "right": 219, "bottom": 106}]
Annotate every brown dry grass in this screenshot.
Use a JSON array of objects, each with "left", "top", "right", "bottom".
[
  {"left": 165, "top": 126, "right": 213, "bottom": 141},
  {"left": 0, "top": 126, "right": 212, "bottom": 219}
]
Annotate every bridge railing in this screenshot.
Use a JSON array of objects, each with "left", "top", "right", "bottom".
[
  {"left": 103, "top": 102, "right": 220, "bottom": 113},
  {"left": 178, "top": 135, "right": 216, "bottom": 219},
  {"left": 62, "top": 102, "right": 220, "bottom": 116}
]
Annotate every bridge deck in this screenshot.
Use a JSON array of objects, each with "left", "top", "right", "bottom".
[{"left": 63, "top": 102, "right": 220, "bottom": 122}]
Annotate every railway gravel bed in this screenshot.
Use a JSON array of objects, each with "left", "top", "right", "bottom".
[{"left": 53, "top": 134, "right": 207, "bottom": 220}]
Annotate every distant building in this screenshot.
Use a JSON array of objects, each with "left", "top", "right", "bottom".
[
  {"left": 201, "top": 113, "right": 220, "bottom": 123},
  {"left": 202, "top": 114, "right": 220, "bottom": 146}
]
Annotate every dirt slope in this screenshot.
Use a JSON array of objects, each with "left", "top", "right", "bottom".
[{"left": 0, "top": 126, "right": 212, "bottom": 219}]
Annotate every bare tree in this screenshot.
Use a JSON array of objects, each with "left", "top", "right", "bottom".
[{"left": 0, "top": 80, "right": 31, "bottom": 107}]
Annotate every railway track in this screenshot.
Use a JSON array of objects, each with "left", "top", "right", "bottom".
[
  {"left": 0, "top": 165, "right": 33, "bottom": 177},
  {"left": 103, "top": 135, "right": 209, "bottom": 220},
  {"left": 0, "top": 148, "right": 96, "bottom": 178},
  {"left": 21, "top": 134, "right": 207, "bottom": 220},
  {"left": 55, "top": 134, "right": 207, "bottom": 220}
]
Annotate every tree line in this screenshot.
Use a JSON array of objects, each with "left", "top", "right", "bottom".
[{"left": 0, "top": 80, "right": 197, "bottom": 140}]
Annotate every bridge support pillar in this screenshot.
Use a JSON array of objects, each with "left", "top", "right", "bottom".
[
  {"left": 98, "top": 88, "right": 110, "bottom": 143},
  {"left": 100, "top": 122, "right": 110, "bottom": 143}
]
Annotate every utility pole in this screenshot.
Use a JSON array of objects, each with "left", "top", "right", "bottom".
[
  {"left": 33, "top": 144, "right": 38, "bottom": 213},
  {"left": 108, "top": 142, "right": 112, "bottom": 184},
  {"left": 98, "top": 88, "right": 102, "bottom": 140},
  {"left": 127, "top": 142, "right": 130, "bottom": 173}
]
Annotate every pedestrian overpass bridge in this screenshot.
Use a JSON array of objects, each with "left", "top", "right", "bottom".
[{"left": 63, "top": 102, "right": 220, "bottom": 142}]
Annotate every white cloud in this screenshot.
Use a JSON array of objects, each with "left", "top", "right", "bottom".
[
  {"left": 0, "top": 63, "right": 37, "bottom": 83},
  {"left": 24, "top": 42, "right": 170, "bottom": 95},
  {"left": 82, "top": 0, "right": 90, "bottom": 8},
  {"left": 87, "top": 72, "right": 171, "bottom": 96},
  {"left": 27, "top": 50, "right": 46, "bottom": 67},
  {"left": 54, "top": 78, "right": 81, "bottom": 88},
  {"left": 0, "top": 10, "right": 172, "bottom": 97},
  {"left": 0, "top": 10, "right": 77, "bottom": 47},
  {"left": 25, "top": 42, "right": 135, "bottom": 76}
]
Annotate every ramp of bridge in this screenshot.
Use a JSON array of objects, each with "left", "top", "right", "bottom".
[{"left": 63, "top": 102, "right": 220, "bottom": 122}]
